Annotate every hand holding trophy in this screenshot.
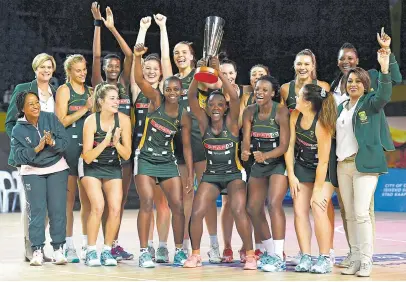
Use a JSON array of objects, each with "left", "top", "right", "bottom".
[{"left": 194, "top": 16, "right": 225, "bottom": 84}]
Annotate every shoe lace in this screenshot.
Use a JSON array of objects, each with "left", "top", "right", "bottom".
[
  {"left": 157, "top": 247, "right": 167, "bottom": 255},
  {"left": 87, "top": 250, "right": 98, "bottom": 260},
  {"left": 360, "top": 262, "right": 370, "bottom": 270},
  {"left": 208, "top": 247, "right": 220, "bottom": 257},
  {"left": 315, "top": 255, "right": 326, "bottom": 266},
  {"left": 141, "top": 252, "right": 153, "bottom": 262},
  {"left": 176, "top": 250, "right": 187, "bottom": 260},
  {"left": 300, "top": 254, "right": 311, "bottom": 265},
  {"left": 67, "top": 248, "right": 77, "bottom": 256}
]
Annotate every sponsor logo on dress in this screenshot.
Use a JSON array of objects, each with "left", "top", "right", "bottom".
[
  {"left": 119, "top": 99, "right": 131, "bottom": 105},
  {"left": 136, "top": 103, "right": 149, "bottom": 109},
  {"left": 252, "top": 132, "right": 279, "bottom": 138},
  {"left": 204, "top": 142, "right": 233, "bottom": 151},
  {"left": 151, "top": 120, "right": 176, "bottom": 135},
  {"left": 69, "top": 105, "right": 85, "bottom": 111}
]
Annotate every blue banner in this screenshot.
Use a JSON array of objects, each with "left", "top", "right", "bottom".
[{"left": 375, "top": 168, "right": 406, "bottom": 212}]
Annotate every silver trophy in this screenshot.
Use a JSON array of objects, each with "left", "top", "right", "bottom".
[{"left": 194, "top": 16, "right": 225, "bottom": 83}]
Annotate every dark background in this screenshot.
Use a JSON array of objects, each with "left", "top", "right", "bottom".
[
  {"left": 0, "top": 0, "right": 404, "bottom": 93},
  {"left": 0, "top": 0, "right": 404, "bottom": 209}
]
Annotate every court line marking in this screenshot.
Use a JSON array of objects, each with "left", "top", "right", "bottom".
[{"left": 335, "top": 225, "right": 406, "bottom": 243}]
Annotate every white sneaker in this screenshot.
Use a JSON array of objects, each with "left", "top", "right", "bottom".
[
  {"left": 208, "top": 243, "right": 222, "bottom": 264},
  {"left": 81, "top": 246, "right": 88, "bottom": 261},
  {"left": 65, "top": 247, "right": 80, "bottom": 263},
  {"left": 53, "top": 247, "right": 68, "bottom": 265},
  {"left": 329, "top": 249, "right": 335, "bottom": 267},
  {"left": 291, "top": 251, "right": 302, "bottom": 266},
  {"left": 85, "top": 250, "right": 101, "bottom": 267},
  {"left": 30, "top": 250, "right": 44, "bottom": 266}
]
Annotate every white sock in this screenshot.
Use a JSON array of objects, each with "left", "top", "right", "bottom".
[
  {"left": 103, "top": 245, "right": 111, "bottom": 251},
  {"left": 255, "top": 243, "right": 264, "bottom": 251},
  {"left": 183, "top": 239, "right": 190, "bottom": 250},
  {"left": 148, "top": 240, "right": 154, "bottom": 247},
  {"left": 82, "top": 235, "right": 88, "bottom": 247},
  {"left": 209, "top": 235, "right": 218, "bottom": 247},
  {"left": 262, "top": 238, "right": 274, "bottom": 255},
  {"left": 87, "top": 245, "right": 97, "bottom": 252},
  {"left": 175, "top": 247, "right": 183, "bottom": 253},
  {"left": 112, "top": 240, "right": 118, "bottom": 248},
  {"left": 159, "top": 242, "right": 167, "bottom": 248},
  {"left": 66, "top": 237, "right": 74, "bottom": 249},
  {"left": 329, "top": 248, "right": 334, "bottom": 255},
  {"left": 140, "top": 248, "right": 148, "bottom": 254},
  {"left": 274, "top": 239, "right": 285, "bottom": 259}
]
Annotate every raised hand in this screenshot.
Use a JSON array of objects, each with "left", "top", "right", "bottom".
[
  {"left": 377, "top": 48, "right": 390, "bottom": 73},
  {"left": 91, "top": 2, "right": 102, "bottom": 20},
  {"left": 102, "top": 6, "right": 115, "bottom": 30},
  {"left": 153, "top": 14, "right": 167, "bottom": 29},
  {"left": 209, "top": 56, "right": 220, "bottom": 71},
  {"left": 196, "top": 58, "right": 207, "bottom": 68},
  {"left": 35, "top": 136, "right": 46, "bottom": 153},
  {"left": 133, "top": 43, "right": 148, "bottom": 57},
  {"left": 112, "top": 127, "right": 122, "bottom": 146},
  {"left": 140, "top": 16, "right": 152, "bottom": 30},
  {"left": 377, "top": 27, "right": 391, "bottom": 49}
]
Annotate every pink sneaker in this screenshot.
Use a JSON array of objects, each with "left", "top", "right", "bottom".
[
  {"left": 244, "top": 255, "right": 257, "bottom": 270},
  {"left": 183, "top": 254, "right": 202, "bottom": 268},
  {"left": 239, "top": 249, "right": 247, "bottom": 263},
  {"left": 222, "top": 248, "right": 234, "bottom": 263}
]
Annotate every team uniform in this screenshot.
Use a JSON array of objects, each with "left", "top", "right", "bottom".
[
  {"left": 201, "top": 120, "right": 246, "bottom": 194},
  {"left": 174, "top": 69, "right": 206, "bottom": 164},
  {"left": 250, "top": 102, "right": 286, "bottom": 178},
  {"left": 64, "top": 83, "right": 91, "bottom": 176},
  {"left": 81, "top": 112, "right": 122, "bottom": 180},
  {"left": 286, "top": 79, "right": 317, "bottom": 111},
  {"left": 134, "top": 99, "right": 184, "bottom": 182},
  {"left": 241, "top": 92, "right": 256, "bottom": 178},
  {"left": 294, "top": 113, "right": 337, "bottom": 187}
]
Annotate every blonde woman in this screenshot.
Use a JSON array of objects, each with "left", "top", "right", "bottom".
[{"left": 55, "top": 54, "right": 93, "bottom": 262}]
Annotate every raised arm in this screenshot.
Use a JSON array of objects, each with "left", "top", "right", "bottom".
[
  {"left": 55, "top": 85, "right": 92, "bottom": 127},
  {"left": 131, "top": 17, "right": 151, "bottom": 103},
  {"left": 102, "top": 6, "right": 133, "bottom": 86},
  {"left": 285, "top": 110, "right": 299, "bottom": 198},
  {"left": 91, "top": 2, "right": 103, "bottom": 87},
  {"left": 377, "top": 27, "right": 402, "bottom": 85},
  {"left": 181, "top": 111, "right": 194, "bottom": 193},
  {"left": 187, "top": 78, "right": 207, "bottom": 135},
  {"left": 369, "top": 48, "right": 392, "bottom": 112},
  {"left": 154, "top": 14, "right": 173, "bottom": 83},
  {"left": 133, "top": 43, "right": 161, "bottom": 107}
]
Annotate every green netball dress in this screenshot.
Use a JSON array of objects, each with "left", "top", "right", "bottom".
[
  {"left": 250, "top": 102, "right": 286, "bottom": 178},
  {"left": 201, "top": 121, "right": 245, "bottom": 194},
  {"left": 134, "top": 100, "right": 183, "bottom": 182},
  {"left": 174, "top": 69, "right": 206, "bottom": 164},
  {"left": 98, "top": 81, "right": 132, "bottom": 166},
  {"left": 286, "top": 79, "right": 317, "bottom": 111},
  {"left": 241, "top": 92, "right": 255, "bottom": 178},
  {"left": 294, "top": 113, "right": 337, "bottom": 186},
  {"left": 83, "top": 112, "right": 122, "bottom": 179},
  {"left": 64, "top": 82, "right": 90, "bottom": 176}
]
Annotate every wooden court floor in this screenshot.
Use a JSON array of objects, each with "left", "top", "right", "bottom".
[{"left": 0, "top": 208, "right": 405, "bottom": 281}]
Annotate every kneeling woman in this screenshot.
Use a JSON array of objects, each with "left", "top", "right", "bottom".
[
  {"left": 11, "top": 91, "right": 70, "bottom": 266},
  {"left": 285, "top": 84, "right": 338, "bottom": 274},
  {"left": 184, "top": 57, "right": 255, "bottom": 270},
  {"left": 81, "top": 84, "right": 131, "bottom": 266},
  {"left": 133, "top": 43, "right": 193, "bottom": 268}
]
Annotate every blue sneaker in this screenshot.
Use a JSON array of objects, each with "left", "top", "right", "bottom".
[
  {"left": 262, "top": 254, "right": 286, "bottom": 272},
  {"left": 295, "top": 254, "right": 312, "bottom": 272},
  {"left": 310, "top": 255, "right": 332, "bottom": 274},
  {"left": 85, "top": 250, "right": 101, "bottom": 267},
  {"left": 156, "top": 246, "right": 169, "bottom": 263},
  {"left": 139, "top": 252, "right": 155, "bottom": 268},
  {"left": 174, "top": 249, "right": 187, "bottom": 266},
  {"left": 100, "top": 249, "right": 117, "bottom": 266},
  {"left": 257, "top": 251, "right": 273, "bottom": 269}
]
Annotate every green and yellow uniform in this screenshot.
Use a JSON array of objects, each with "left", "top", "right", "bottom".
[
  {"left": 294, "top": 113, "right": 337, "bottom": 186},
  {"left": 64, "top": 83, "right": 91, "bottom": 176},
  {"left": 250, "top": 102, "right": 286, "bottom": 178},
  {"left": 201, "top": 121, "right": 245, "bottom": 194},
  {"left": 134, "top": 99, "right": 183, "bottom": 182},
  {"left": 82, "top": 112, "right": 122, "bottom": 179}
]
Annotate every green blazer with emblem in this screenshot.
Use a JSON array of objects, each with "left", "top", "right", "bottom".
[
  {"left": 5, "top": 79, "right": 57, "bottom": 167},
  {"left": 5, "top": 79, "right": 57, "bottom": 138},
  {"left": 337, "top": 72, "right": 394, "bottom": 174}
]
